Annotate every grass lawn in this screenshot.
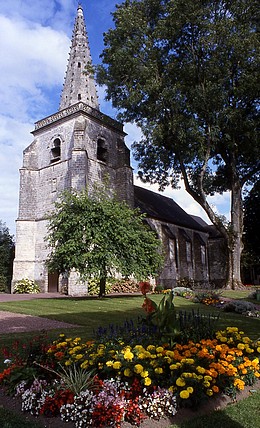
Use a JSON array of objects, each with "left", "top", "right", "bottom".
[
  {"left": 169, "top": 390, "right": 260, "bottom": 428},
  {"left": 0, "top": 291, "right": 259, "bottom": 344}
]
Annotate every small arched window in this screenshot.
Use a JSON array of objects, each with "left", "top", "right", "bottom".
[
  {"left": 50, "top": 138, "right": 61, "bottom": 163},
  {"left": 97, "top": 138, "right": 107, "bottom": 162}
]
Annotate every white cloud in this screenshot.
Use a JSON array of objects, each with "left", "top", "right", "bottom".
[{"left": 0, "top": 9, "right": 71, "bottom": 235}]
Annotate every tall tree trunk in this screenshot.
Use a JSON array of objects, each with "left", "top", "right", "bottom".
[
  {"left": 99, "top": 264, "right": 107, "bottom": 297},
  {"left": 228, "top": 180, "right": 244, "bottom": 288},
  {"left": 180, "top": 160, "right": 244, "bottom": 289}
]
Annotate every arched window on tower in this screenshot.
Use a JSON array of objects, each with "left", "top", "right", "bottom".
[
  {"left": 97, "top": 138, "right": 108, "bottom": 163},
  {"left": 50, "top": 138, "right": 61, "bottom": 163}
]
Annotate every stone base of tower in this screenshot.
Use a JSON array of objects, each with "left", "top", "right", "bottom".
[{"left": 12, "top": 219, "right": 49, "bottom": 293}]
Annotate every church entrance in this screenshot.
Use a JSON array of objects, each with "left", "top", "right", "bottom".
[{"left": 48, "top": 272, "right": 59, "bottom": 292}]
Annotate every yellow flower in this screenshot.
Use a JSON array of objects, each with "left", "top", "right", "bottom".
[
  {"left": 106, "top": 360, "right": 114, "bottom": 367},
  {"left": 176, "top": 377, "right": 186, "bottom": 387},
  {"left": 154, "top": 367, "right": 163, "bottom": 374},
  {"left": 124, "top": 349, "right": 134, "bottom": 361},
  {"left": 156, "top": 346, "right": 164, "bottom": 353},
  {"left": 134, "top": 364, "right": 144, "bottom": 374},
  {"left": 147, "top": 345, "right": 156, "bottom": 351},
  {"left": 187, "top": 386, "right": 194, "bottom": 394},
  {"left": 204, "top": 375, "right": 212, "bottom": 382},
  {"left": 144, "top": 377, "right": 152, "bottom": 386},
  {"left": 80, "top": 360, "right": 89, "bottom": 368},
  {"left": 206, "top": 389, "right": 213, "bottom": 396},
  {"left": 124, "top": 368, "right": 132, "bottom": 377},
  {"left": 141, "top": 370, "right": 149, "bottom": 378},
  {"left": 185, "top": 358, "right": 195, "bottom": 365},
  {"left": 196, "top": 366, "right": 206, "bottom": 374},
  {"left": 234, "top": 378, "right": 245, "bottom": 390},
  {"left": 113, "top": 361, "right": 122, "bottom": 370},
  {"left": 203, "top": 381, "right": 211, "bottom": 388},
  {"left": 182, "top": 372, "right": 193, "bottom": 378},
  {"left": 65, "top": 360, "right": 72, "bottom": 366},
  {"left": 75, "top": 354, "right": 83, "bottom": 360},
  {"left": 170, "top": 364, "right": 178, "bottom": 370},
  {"left": 180, "top": 390, "right": 190, "bottom": 399},
  {"left": 237, "top": 343, "right": 245, "bottom": 350}
]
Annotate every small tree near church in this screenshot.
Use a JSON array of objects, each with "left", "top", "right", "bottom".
[{"left": 46, "top": 188, "right": 163, "bottom": 297}]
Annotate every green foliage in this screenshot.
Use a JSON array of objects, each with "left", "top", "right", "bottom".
[
  {"left": 178, "top": 310, "right": 220, "bottom": 343},
  {"left": 87, "top": 277, "right": 112, "bottom": 295},
  {"left": 44, "top": 363, "right": 96, "bottom": 396},
  {"left": 0, "top": 221, "right": 14, "bottom": 292},
  {"left": 97, "top": 0, "right": 260, "bottom": 287},
  {"left": 242, "top": 181, "right": 260, "bottom": 283},
  {"left": 46, "top": 188, "right": 163, "bottom": 296},
  {"left": 142, "top": 290, "right": 179, "bottom": 344},
  {"left": 13, "top": 279, "right": 41, "bottom": 294},
  {"left": 0, "top": 274, "right": 8, "bottom": 293}
]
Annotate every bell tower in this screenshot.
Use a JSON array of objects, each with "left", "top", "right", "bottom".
[{"left": 12, "top": 5, "right": 134, "bottom": 295}]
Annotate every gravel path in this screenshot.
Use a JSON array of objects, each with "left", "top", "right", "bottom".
[
  {"left": 0, "top": 293, "right": 79, "bottom": 334},
  {"left": 0, "top": 310, "right": 78, "bottom": 334}
]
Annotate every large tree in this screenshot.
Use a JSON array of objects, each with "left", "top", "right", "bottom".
[
  {"left": 97, "top": 0, "right": 259, "bottom": 288},
  {"left": 242, "top": 181, "right": 260, "bottom": 284},
  {"left": 0, "top": 221, "right": 14, "bottom": 292},
  {"left": 46, "top": 189, "right": 163, "bottom": 296}
]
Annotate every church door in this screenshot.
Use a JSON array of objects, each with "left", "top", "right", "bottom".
[{"left": 48, "top": 272, "right": 59, "bottom": 292}]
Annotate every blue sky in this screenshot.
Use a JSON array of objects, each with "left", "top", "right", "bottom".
[{"left": 0, "top": 0, "right": 230, "bottom": 236}]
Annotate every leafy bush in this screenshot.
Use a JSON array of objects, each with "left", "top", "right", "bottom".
[
  {"left": 13, "top": 278, "right": 41, "bottom": 294},
  {"left": 173, "top": 286, "right": 194, "bottom": 299},
  {"left": 193, "top": 289, "right": 223, "bottom": 306},
  {"left": 153, "top": 284, "right": 164, "bottom": 293},
  {"left": 223, "top": 299, "right": 257, "bottom": 314},
  {"left": 0, "top": 274, "right": 8, "bottom": 293}
]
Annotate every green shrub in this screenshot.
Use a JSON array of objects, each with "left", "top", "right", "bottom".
[
  {"left": 0, "top": 274, "right": 8, "bottom": 293},
  {"left": 223, "top": 299, "right": 257, "bottom": 314},
  {"left": 173, "top": 286, "right": 194, "bottom": 298},
  {"left": 153, "top": 284, "right": 164, "bottom": 293},
  {"left": 13, "top": 278, "right": 41, "bottom": 294}
]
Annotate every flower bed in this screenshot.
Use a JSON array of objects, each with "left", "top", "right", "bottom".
[
  {"left": 0, "top": 285, "right": 259, "bottom": 427},
  {"left": 0, "top": 326, "right": 259, "bottom": 427}
]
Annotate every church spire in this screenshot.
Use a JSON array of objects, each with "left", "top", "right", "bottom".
[{"left": 59, "top": 4, "right": 99, "bottom": 111}]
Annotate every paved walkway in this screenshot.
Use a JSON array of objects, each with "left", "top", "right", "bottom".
[
  {"left": 0, "top": 292, "right": 67, "bottom": 302},
  {"left": 0, "top": 293, "right": 77, "bottom": 334}
]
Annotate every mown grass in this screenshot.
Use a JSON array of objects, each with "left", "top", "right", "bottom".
[
  {"left": 170, "top": 389, "right": 260, "bottom": 428},
  {"left": 0, "top": 292, "right": 259, "bottom": 344},
  {"left": 0, "top": 407, "right": 44, "bottom": 428}
]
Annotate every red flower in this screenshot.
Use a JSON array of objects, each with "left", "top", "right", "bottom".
[
  {"left": 142, "top": 297, "right": 156, "bottom": 313},
  {"left": 139, "top": 281, "right": 151, "bottom": 295}
]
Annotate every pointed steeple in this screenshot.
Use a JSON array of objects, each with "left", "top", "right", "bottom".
[{"left": 59, "top": 4, "right": 99, "bottom": 111}]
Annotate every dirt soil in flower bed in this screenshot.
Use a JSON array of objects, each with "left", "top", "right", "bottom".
[{"left": 0, "top": 380, "right": 260, "bottom": 428}]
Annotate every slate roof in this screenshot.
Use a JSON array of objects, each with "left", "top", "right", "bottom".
[{"left": 134, "top": 186, "right": 207, "bottom": 232}]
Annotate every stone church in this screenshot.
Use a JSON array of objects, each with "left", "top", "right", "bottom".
[{"left": 12, "top": 5, "right": 226, "bottom": 295}]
